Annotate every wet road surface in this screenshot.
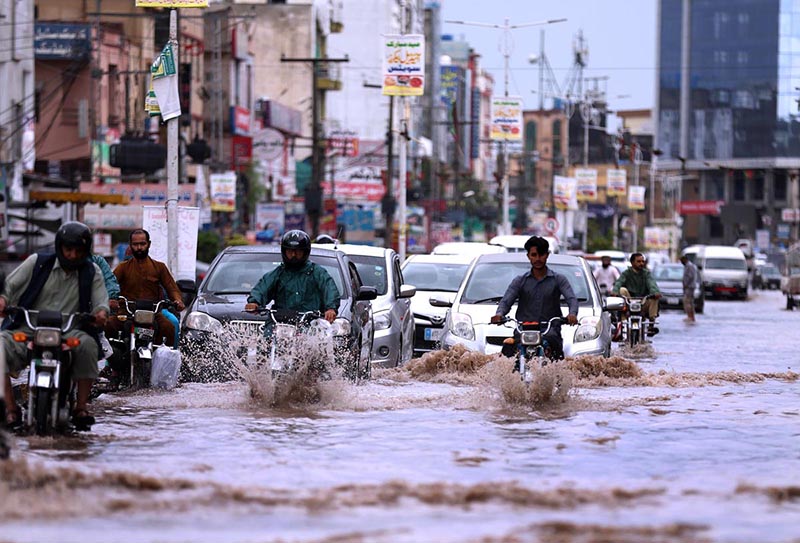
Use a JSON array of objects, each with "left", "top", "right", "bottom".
[{"left": 1, "top": 289, "right": 798, "bottom": 543}]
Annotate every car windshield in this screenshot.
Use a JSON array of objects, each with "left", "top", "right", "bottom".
[
  {"left": 348, "top": 255, "right": 387, "bottom": 296},
  {"left": 402, "top": 262, "right": 470, "bottom": 292},
  {"left": 203, "top": 253, "right": 345, "bottom": 298},
  {"left": 705, "top": 258, "right": 747, "bottom": 271},
  {"left": 461, "top": 262, "right": 591, "bottom": 304},
  {"left": 760, "top": 265, "right": 780, "bottom": 276},
  {"left": 653, "top": 265, "right": 684, "bottom": 281}
]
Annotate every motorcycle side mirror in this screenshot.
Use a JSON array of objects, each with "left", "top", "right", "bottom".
[
  {"left": 604, "top": 296, "right": 625, "bottom": 312},
  {"left": 177, "top": 279, "right": 198, "bottom": 307}
]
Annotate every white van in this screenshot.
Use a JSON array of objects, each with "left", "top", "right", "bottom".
[{"left": 696, "top": 245, "right": 749, "bottom": 299}]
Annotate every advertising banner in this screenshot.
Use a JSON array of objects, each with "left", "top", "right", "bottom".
[
  {"left": 440, "top": 66, "right": 462, "bottom": 107},
  {"left": 81, "top": 182, "right": 196, "bottom": 230},
  {"left": 606, "top": 168, "right": 627, "bottom": 197},
  {"left": 210, "top": 171, "right": 237, "bottom": 212},
  {"left": 382, "top": 35, "right": 425, "bottom": 96},
  {"left": 644, "top": 226, "right": 670, "bottom": 250},
  {"left": 628, "top": 185, "right": 646, "bottom": 210},
  {"left": 553, "top": 176, "right": 578, "bottom": 211},
  {"left": 142, "top": 206, "right": 199, "bottom": 281},
  {"left": 490, "top": 96, "right": 523, "bottom": 141},
  {"left": 575, "top": 168, "right": 598, "bottom": 202},
  {"left": 136, "top": 0, "right": 208, "bottom": 7},
  {"left": 678, "top": 200, "right": 724, "bottom": 215},
  {"left": 255, "top": 202, "right": 285, "bottom": 232}
]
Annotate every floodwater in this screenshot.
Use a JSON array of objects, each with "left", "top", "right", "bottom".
[{"left": 1, "top": 290, "right": 799, "bottom": 543}]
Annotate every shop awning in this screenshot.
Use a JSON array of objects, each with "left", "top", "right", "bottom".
[{"left": 29, "top": 190, "right": 130, "bottom": 206}]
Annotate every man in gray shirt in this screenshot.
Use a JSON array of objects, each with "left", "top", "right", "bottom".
[
  {"left": 680, "top": 255, "right": 698, "bottom": 323},
  {"left": 491, "top": 236, "right": 579, "bottom": 359}
]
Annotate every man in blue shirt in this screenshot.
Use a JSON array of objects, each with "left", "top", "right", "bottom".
[{"left": 491, "top": 236, "right": 579, "bottom": 359}]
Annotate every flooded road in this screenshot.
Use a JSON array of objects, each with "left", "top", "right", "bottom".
[{"left": 2, "top": 289, "right": 799, "bottom": 543}]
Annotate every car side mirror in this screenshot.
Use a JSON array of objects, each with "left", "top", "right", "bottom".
[
  {"left": 177, "top": 279, "right": 197, "bottom": 306},
  {"left": 399, "top": 284, "right": 416, "bottom": 298},
  {"left": 429, "top": 294, "right": 453, "bottom": 308},
  {"left": 357, "top": 286, "right": 378, "bottom": 301},
  {"left": 604, "top": 295, "right": 625, "bottom": 312}
]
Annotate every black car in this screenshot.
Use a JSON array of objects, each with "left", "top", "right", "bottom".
[
  {"left": 753, "top": 263, "right": 782, "bottom": 290},
  {"left": 180, "top": 245, "right": 377, "bottom": 380}
]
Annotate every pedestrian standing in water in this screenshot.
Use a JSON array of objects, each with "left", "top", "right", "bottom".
[{"left": 680, "top": 255, "right": 698, "bottom": 323}]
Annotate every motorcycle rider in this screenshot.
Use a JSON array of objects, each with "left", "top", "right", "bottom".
[
  {"left": 612, "top": 252, "right": 662, "bottom": 335},
  {"left": 244, "top": 230, "right": 339, "bottom": 325},
  {"left": 0, "top": 222, "right": 109, "bottom": 430},
  {"left": 106, "top": 228, "right": 185, "bottom": 349},
  {"left": 490, "top": 236, "right": 579, "bottom": 360},
  {"left": 593, "top": 255, "right": 620, "bottom": 295}
]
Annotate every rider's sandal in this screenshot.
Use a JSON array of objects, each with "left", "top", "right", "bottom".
[
  {"left": 71, "top": 409, "right": 96, "bottom": 431},
  {"left": 4, "top": 405, "right": 22, "bottom": 430}
]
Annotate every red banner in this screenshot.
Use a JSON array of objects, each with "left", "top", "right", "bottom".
[
  {"left": 321, "top": 181, "right": 385, "bottom": 201},
  {"left": 678, "top": 200, "right": 724, "bottom": 215}
]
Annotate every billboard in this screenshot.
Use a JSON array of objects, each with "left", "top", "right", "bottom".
[
  {"left": 490, "top": 96, "right": 523, "bottom": 141},
  {"left": 382, "top": 35, "right": 425, "bottom": 96}
]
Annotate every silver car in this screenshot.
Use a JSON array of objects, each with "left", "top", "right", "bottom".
[
  {"left": 401, "top": 254, "right": 475, "bottom": 356},
  {"left": 334, "top": 244, "right": 416, "bottom": 367},
  {"left": 435, "top": 253, "right": 624, "bottom": 358}
]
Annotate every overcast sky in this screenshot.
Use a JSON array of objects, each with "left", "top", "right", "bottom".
[{"left": 441, "top": 0, "right": 658, "bottom": 124}]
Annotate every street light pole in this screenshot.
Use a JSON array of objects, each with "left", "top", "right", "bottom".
[
  {"left": 444, "top": 16, "right": 566, "bottom": 236},
  {"left": 633, "top": 145, "right": 642, "bottom": 253}
]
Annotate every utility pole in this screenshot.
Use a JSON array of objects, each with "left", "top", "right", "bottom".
[
  {"left": 281, "top": 54, "right": 348, "bottom": 237},
  {"left": 445, "top": 16, "right": 566, "bottom": 236},
  {"left": 363, "top": 81, "right": 395, "bottom": 248},
  {"left": 167, "top": 9, "right": 179, "bottom": 274}
]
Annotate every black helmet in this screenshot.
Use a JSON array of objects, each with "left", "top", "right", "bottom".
[
  {"left": 55, "top": 221, "right": 92, "bottom": 271},
  {"left": 314, "top": 234, "right": 336, "bottom": 244},
  {"left": 280, "top": 230, "right": 311, "bottom": 269}
]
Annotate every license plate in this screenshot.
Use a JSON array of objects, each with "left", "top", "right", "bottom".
[
  {"left": 667, "top": 297, "right": 679, "bottom": 305},
  {"left": 424, "top": 327, "right": 442, "bottom": 341},
  {"left": 135, "top": 327, "right": 154, "bottom": 338},
  {"left": 270, "top": 356, "right": 286, "bottom": 371}
]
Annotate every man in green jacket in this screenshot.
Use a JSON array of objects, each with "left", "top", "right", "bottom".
[
  {"left": 612, "top": 252, "right": 662, "bottom": 335},
  {"left": 244, "top": 230, "right": 339, "bottom": 326}
]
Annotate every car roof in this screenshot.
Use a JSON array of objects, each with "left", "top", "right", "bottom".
[
  {"left": 220, "top": 245, "right": 340, "bottom": 257},
  {"left": 473, "top": 252, "right": 584, "bottom": 266},
  {"left": 332, "top": 243, "right": 392, "bottom": 258},
  {"left": 402, "top": 253, "right": 476, "bottom": 265},
  {"left": 489, "top": 234, "right": 560, "bottom": 251},
  {"left": 431, "top": 242, "right": 507, "bottom": 255}
]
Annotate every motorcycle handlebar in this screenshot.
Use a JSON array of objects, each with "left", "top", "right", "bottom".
[
  {"left": 5, "top": 306, "right": 96, "bottom": 332},
  {"left": 491, "top": 315, "right": 574, "bottom": 335},
  {"left": 117, "top": 296, "right": 177, "bottom": 315}
]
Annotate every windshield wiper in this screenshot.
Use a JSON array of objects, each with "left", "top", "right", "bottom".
[
  {"left": 469, "top": 296, "right": 504, "bottom": 304},
  {"left": 208, "top": 290, "right": 249, "bottom": 295}
]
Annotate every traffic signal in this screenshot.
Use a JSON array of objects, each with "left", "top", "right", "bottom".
[
  {"left": 186, "top": 137, "right": 211, "bottom": 164},
  {"left": 110, "top": 136, "right": 166, "bottom": 175}
]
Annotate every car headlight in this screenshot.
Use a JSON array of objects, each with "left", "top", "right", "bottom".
[
  {"left": 373, "top": 310, "right": 392, "bottom": 331},
  {"left": 574, "top": 316, "right": 601, "bottom": 343},
  {"left": 184, "top": 311, "right": 223, "bottom": 334},
  {"left": 450, "top": 312, "right": 475, "bottom": 341},
  {"left": 331, "top": 317, "right": 351, "bottom": 337}
]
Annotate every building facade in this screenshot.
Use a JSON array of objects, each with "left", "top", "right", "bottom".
[{"left": 656, "top": 0, "right": 800, "bottom": 246}]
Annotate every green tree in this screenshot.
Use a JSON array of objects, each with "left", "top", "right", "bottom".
[{"left": 197, "top": 231, "right": 223, "bottom": 263}]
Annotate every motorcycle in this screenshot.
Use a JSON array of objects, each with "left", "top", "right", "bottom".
[
  {"left": 621, "top": 295, "right": 657, "bottom": 347},
  {"left": 107, "top": 296, "right": 178, "bottom": 390},
  {"left": 497, "top": 316, "right": 570, "bottom": 384},
  {"left": 246, "top": 307, "right": 334, "bottom": 380},
  {"left": 6, "top": 306, "right": 94, "bottom": 435}
]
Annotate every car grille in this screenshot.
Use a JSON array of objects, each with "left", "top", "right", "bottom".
[{"left": 227, "top": 320, "right": 265, "bottom": 336}]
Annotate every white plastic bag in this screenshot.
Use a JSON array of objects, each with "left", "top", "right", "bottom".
[{"left": 150, "top": 345, "right": 182, "bottom": 390}]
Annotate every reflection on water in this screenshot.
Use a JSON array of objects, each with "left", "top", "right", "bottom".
[{"left": 2, "top": 291, "right": 799, "bottom": 542}]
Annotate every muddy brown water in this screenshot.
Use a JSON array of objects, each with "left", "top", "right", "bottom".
[{"left": 1, "top": 289, "right": 798, "bottom": 543}]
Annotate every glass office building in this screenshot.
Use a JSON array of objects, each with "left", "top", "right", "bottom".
[{"left": 658, "top": 0, "right": 800, "bottom": 160}]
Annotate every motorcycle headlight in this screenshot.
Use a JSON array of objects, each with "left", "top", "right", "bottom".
[
  {"left": 450, "top": 312, "right": 475, "bottom": 341},
  {"left": 331, "top": 318, "right": 351, "bottom": 337},
  {"left": 629, "top": 301, "right": 642, "bottom": 313},
  {"left": 519, "top": 330, "right": 541, "bottom": 346},
  {"left": 184, "top": 311, "right": 223, "bottom": 334},
  {"left": 373, "top": 310, "right": 392, "bottom": 331},
  {"left": 574, "top": 317, "right": 601, "bottom": 343},
  {"left": 34, "top": 329, "right": 61, "bottom": 347}
]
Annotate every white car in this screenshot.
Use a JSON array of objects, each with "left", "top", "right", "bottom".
[
  {"left": 334, "top": 244, "right": 416, "bottom": 367},
  {"left": 401, "top": 254, "right": 476, "bottom": 356},
  {"left": 436, "top": 252, "right": 623, "bottom": 358},
  {"left": 489, "top": 234, "right": 560, "bottom": 254},
  {"left": 431, "top": 242, "right": 507, "bottom": 256}
]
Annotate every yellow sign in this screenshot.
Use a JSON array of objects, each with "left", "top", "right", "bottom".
[{"left": 135, "top": 0, "right": 208, "bottom": 7}]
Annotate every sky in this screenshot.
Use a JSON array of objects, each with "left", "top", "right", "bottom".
[{"left": 440, "top": 0, "right": 658, "bottom": 128}]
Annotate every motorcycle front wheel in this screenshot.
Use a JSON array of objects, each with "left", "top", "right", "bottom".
[{"left": 34, "top": 388, "right": 52, "bottom": 435}]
